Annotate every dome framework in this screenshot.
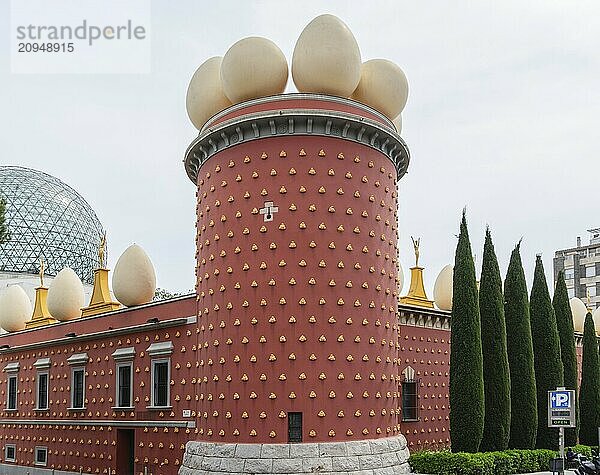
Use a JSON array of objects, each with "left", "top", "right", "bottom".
[{"left": 0, "top": 166, "right": 103, "bottom": 284}]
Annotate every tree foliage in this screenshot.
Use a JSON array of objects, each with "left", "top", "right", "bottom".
[
  {"left": 530, "top": 255, "right": 564, "bottom": 449},
  {"left": 505, "top": 243, "right": 537, "bottom": 449},
  {"left": 579, "top": 311, "right": 600, "bottom": 445},
  {"left": 479, "top": 227, "right": 511, "bottom": 451},
  {"left": 450, "top": 210, "right": 485, "bottom": 452},
  {"left": 552, "top": 271, "right": 579, "bottom": 446},
  {"left": 0, "top": 196, "right": 8, "bottom": 245}
]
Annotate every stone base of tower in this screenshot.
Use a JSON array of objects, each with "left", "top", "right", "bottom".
[{"left": 179, "top": 434, "right": 410, "bottom": 474}]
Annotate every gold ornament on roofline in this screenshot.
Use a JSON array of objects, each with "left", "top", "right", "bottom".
[
  {"left": 98, "top": 231, "right": 107, "bottom": 268},
  {"left": 400, "top": 236, "right": 434, "bottom": 309}
]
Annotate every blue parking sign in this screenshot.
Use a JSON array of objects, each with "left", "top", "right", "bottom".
[{"left": 550, "top": 391, "right": 571, "bottom": 409}]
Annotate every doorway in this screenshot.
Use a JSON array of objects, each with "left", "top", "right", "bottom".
[{"left": 116, "top": 429, "right": 135, "bottom": 475}]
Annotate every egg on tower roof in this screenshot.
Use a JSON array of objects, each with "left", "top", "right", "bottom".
[
  {"left": 184, "top": 14, "right": 409, "bottom": 133},
  {"left": 186, "top": 56, "right": 232, "bottom": 130},
  {"left": 220, "top": 37, "right": 288, "bottom": 103},
  {"left": 351, "top": 59, "right": 409, "bottom": 120},
  {"left": 292, "top": 14, "right": 362, "bottom": 97}
]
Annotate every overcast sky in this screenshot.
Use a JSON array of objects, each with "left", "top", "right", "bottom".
[{"left": 1, "top": 0, "right": 599, "bottom": 297}]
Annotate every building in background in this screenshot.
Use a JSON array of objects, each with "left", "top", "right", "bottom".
[
  {"left": 554, "top": 228, "right": 600, "bottom": 308},
  {"left": 0, "top": 166, "right": 103, "bottom": 304}
]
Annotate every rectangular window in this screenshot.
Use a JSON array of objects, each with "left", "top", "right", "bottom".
[
  {"left": 564, "top": 268, "right": 575, "bottom": 280},
  {"left": 288, "top": 412, "right": 302, "bottom": 443},
  {"left": 34, "top": 446, "right": 47, "bottom": 466},
  {"left": 117, "top": 363, "right": 133, "bottom": 408},
  {"left": 151, "top": 360, "right": 170, "bottom": 407},
  {"left": 71, "top": 368, "right": 85, "bottom": 409},
  {"left": 4, "top": 444, "right": 15, "bottom": 462},
  {"left": 587, "top": 266, "right": 596, "bottom": 278},
  {"left": 568, "top": 288, "right": 575, "bottom": 299},
  {"left": 37, "top": 372, "right": 48, "bottom": 410},
  {"left": 402, "top": 380, "right": 419, "bottom": 421},
  {"left": 589, "top": 285, "right": 597, "bottom": 298},
  {"left": 7, "top": 376, "right": 17, "bottom": 410}
]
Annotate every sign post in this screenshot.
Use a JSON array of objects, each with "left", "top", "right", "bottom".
[{"left": 548, "top": 388, "right": 576, "bottom": 475}]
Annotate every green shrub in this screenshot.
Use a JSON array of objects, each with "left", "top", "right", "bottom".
[
  {"left": 573, "top": 444, "right": 599, "bottom": 458},
  {"left": 409, "top": 448, "right": 557, "bottom": 474}
]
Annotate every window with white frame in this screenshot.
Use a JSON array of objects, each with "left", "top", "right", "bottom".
[
  {"left": 36, "top": 372, "right": 48, "bottom": 410},
  {"left": 34, "top": 446, "right": 47, "bottom": 466},
  {"left": 71, "top": 368, "right": 85, "bottom": 409},
  {"left": 111, "top": 346, "right": 136, "bottom": 409},
  {"left": 33, "top": 358, "right": 51, "bottom": 411},
  {"left": 147, "top": 342, "right": 173, "bottom": 408},
  {"left": 4, "top": 444, "right": 15, "bottom": 462},
  {"left": 117, "top": 363, "right": 133, "bottom": 408},
  {"left": 7, "top": 376, "right": 17, "bottom": 411},
  {"left": 67, "top": 353, "right": 88, "bottom": 410},
  {"left": 152, "top": 359, "right": 170, "bottom": 407},
  {"left": 4, "top": 362, "right": 19, "bottom": 411},
  {"left": 586, "top": 265, "right": 596, "bottom": 278}
]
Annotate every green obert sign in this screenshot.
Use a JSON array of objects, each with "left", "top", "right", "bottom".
[{"left": 548, "top": 389, "right": 576, "bottom": 428}]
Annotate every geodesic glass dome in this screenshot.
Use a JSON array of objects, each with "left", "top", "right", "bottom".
[{"left": 0, "top": 166, "right": 104, "bottom": 284}]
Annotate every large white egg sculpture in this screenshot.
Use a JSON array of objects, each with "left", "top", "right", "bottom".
[
  {"left": 351, "top": 59, "right": 409, "bottom": 119},
  {"left": 570, "top": 297, "right": 587, "bottom": 333},
  {"left": 0, "top": 285, "right": 32, "bottom": 332},
  {"left": 398, "top": 263, "right": 404, "bottom": 295},
  {"left": 593, "top": 306, "right": 600, "bottom": 336},
  {"left": 221, "top": 37, "right": 288, "bottom": 103},
  {"left": 434, "top": 264, "right": 454, "bottom": 311},
  {"left": 186, "top": 56, "right": 233, "bottom": 130},
  {"left": 392, "top": 115, "right": 402, "bottom": 134},
  {"left": 47, "top": 268, "right": 84, "bottom": 321},
  {"left": 112, "top": 244, "right": 156, "bottom": 307},
  {"left": 292, "top": 14, "right": 362, "bottom": 97}
]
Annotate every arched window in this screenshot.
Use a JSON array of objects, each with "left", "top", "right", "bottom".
[{"left": 401, "top": 366, "right": 418, "bottom": 421}]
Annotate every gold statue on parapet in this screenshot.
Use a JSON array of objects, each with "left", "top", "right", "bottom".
[
  {"left": 98, "top": 231, "right": 107, "bottom": 268},
  {"left": 39, "top": 258, "right": 45, "bottom": 287},
  {"left": 400, "top": 235, "right": 434, "bottom": 308},
  {"left": 411, "top": 236, "right": 420, "bottom": 267}
]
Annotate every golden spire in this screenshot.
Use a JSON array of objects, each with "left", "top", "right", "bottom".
[
  {"left": 400, "top": 237, "right": 434, "bottom": 308},
  {"left": 81, "top": 231, "right": 120, "bottom": 317}
]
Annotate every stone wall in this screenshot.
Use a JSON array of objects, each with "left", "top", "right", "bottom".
[{"left": 179, "top": 434, "right": 410, "bottom": 474}]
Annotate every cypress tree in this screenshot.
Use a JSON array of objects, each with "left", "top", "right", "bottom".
[
  {"left": 530, "top": 255, "right": 564, "bottom": 449},
  {"left": 579, "top": 311, "right": 600, "bottom": 445},
  {"left": 0, "top": 196, "right": 8, "bottom": 244},
  {"left": 553, "top": 271, "right": 579, "bottom": 446},
  {"left": 505, "top": 243, "right": 537, "bottom": 449},
  {"left": 449, "top": 210, "right": 484, "bottom": 452},
  {"left": 479, "top": 227, "right": 511, "bottom": 451}
]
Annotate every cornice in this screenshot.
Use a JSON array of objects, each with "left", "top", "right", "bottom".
[{"left": 184, "top": 98, "right": 410, "bottom": 184}]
